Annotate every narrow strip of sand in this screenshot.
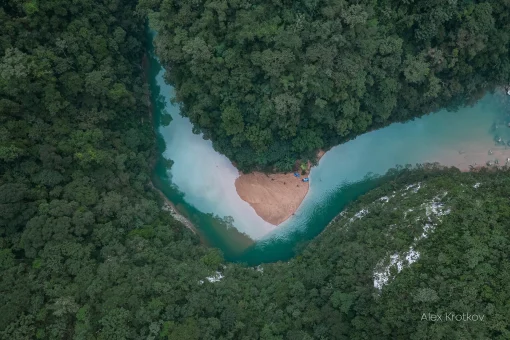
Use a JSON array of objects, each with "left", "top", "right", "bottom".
[
  {"left": 149, "top": 182, "right": 199, "bottom": 235},
  {"left": 436, "top": 145, "right": 510, "bottom": 171}
]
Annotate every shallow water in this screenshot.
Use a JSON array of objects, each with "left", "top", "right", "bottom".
[
  {"left": 148, "top": 31, "right": 510, "bottom": 265},
  {"left": 244, "top": 94, "right": 510, "bottom": 264}
]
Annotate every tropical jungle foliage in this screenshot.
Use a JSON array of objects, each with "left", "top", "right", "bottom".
[
  {"left": 1, "top": 0, "right": 510, "bottom": 339},
  {"left": 0, "top": 0, "right": 215, "bottom": 338},
  {"left": 141, "top": 0, "right": 510, "bottom": 171}
]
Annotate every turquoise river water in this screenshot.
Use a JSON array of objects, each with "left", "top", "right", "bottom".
[{"left": 148, "top": 33, "right": 510, "bottom": 265}]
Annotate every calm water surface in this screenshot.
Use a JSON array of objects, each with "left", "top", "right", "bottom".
[{"left": 148, "top": 32, "right": 510, "bottom": 265}]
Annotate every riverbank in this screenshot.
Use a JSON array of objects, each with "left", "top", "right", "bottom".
[
  {"left": 235, "top": 138, "right": 510, "bottom": 226},
  {"left": 235, "top": 150, "right": 326, "bottom": 225},
  {"left": 235, "top": 172, "right": 309, "bottom": 225},
  {"left": 436, "top": 144, "right": 510, "bottom": 171},
  {"left": 144, "top": 50, "right": 199, "bottom": 237},
  {"left": 149, "top": 182, "right": 199, "bottom": 235}
]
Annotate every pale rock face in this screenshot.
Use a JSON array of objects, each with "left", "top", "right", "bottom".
[
  {"left": 206, "top": 272, "right": 224, "bottom": 282},
  {"left": 349, "top": 209, "right": 369, "bottom": 222},
  {"left": 335, "top": 183, "right": 451, "bottom": 291},
  {"left": 199, "top": 271, "right": 224, "bottom": 284},
  {"left": 423, "top": 192, "right": 450, "bottom": 219},
  {"left": 371, "top": 188, "right": 451, "bottom": 290},
  {"left": 373, "top": 247, "right": 420, "bottom": 290},
  {"left": 405, "top": 183, "right": 422, "bottom": 193},
  {"left": 379, "top": 196, "right": 390, "bottom": 203},
  {"left": 354, "top": 209, "right": 369, "bottom": 219}
]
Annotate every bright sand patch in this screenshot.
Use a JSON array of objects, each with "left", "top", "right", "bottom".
[
  {"left": 236, "top": 141, "right": 510, "bottom": 226},
  {"left": 235, "top": 150, "right": 326, "bottom": 226},
  {"left": 436, "top": 144, "right": 510, "bottom": 171},
  {"left": 235, "top": 172, "right": 309, "bottom": 226}
]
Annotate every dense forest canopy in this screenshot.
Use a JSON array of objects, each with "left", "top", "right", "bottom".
[
  {"left": 140, "top": 0, "right": 510, "bottom": 171},
  {"left": 0, "top": 0, "right": 217, "bottom": 338},
  {"left": 2, "top": 0, "right": 510, "bottom": 339}
]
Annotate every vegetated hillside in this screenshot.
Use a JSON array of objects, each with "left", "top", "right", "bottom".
[
  {"left": 0, "top": 1, "right": 221, "bottom": 338},
  {"left": 140, "top": 0, "right": 510, "bottom": 171},
  {"left": 284, "top": 166, "right": 510, "bottom": 339},
  {"left": 155, "top": 167, "right": 510, "bottom": 340},
  {"left": 2, "top": 1, "right": 510, "bottom": 339}
]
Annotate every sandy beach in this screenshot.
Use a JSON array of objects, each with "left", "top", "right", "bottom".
[
  {"left": 235, "top": 150, "right": 326, "bottom": 226},
  {"left": 236, "top": 143, "right": 510, "bottom": 226},
  {"left": 235, "top": 172, "right": 309, "bottom": 225},
  {"left": 436, "top": 144, "right": 510, "bottom": 171}
]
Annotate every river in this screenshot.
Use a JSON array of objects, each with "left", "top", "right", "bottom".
[{"left": 148, "top": 31, "right": 510, "bottom": 265}]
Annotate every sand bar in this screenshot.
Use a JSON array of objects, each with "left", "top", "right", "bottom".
[
  {"left": 235, "top": 172, "right": 309, "bottom": 225},
  {"left": 436, "top": 144, "right": 510, "bottom": 171},
  {"left": 235, "top": 150, "right": 326, "bottom": 226},
  {"left": 236, "top": 144, "right": 510, "bottom": 226}
]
